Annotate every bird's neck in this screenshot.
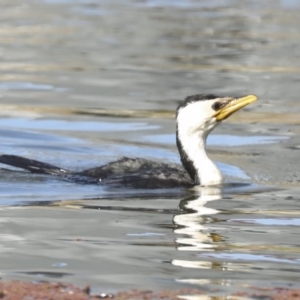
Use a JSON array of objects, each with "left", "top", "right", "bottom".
[{"left": 176, "top": 129, "right": 223, "bottom": 186}]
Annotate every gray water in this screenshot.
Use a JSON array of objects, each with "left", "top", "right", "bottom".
[{"left": 1, "top": 0, "right": 300, "bottom": 296}]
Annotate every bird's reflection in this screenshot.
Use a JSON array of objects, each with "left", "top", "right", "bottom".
[
  {"left": 172, "top": 186, "right": 236, "bottom": 287},
  {"left": 174, "top": 186, "right": 223, "bottom": 252}
]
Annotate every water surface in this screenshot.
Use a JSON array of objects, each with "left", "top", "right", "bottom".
[{"left": 1, "top": 0, "right": 300, "bottom": 296}]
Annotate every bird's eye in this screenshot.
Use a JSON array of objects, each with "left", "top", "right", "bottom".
[{"left": 212, "top": 102, "right": 222, "bottom": 111}]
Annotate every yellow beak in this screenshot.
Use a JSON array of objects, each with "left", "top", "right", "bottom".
[{"left": 214, "top": 94, "right": 258, "bottom": 121}]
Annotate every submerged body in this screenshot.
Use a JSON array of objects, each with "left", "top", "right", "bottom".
[
  {"left": 0, "top": 155, "right": 192, "bottom": 188},
  {"left": 0, "top": 94, "right": 258, "bottom": 189}
]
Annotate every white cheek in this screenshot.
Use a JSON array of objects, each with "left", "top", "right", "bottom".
[
  {"left": 206, "top": 117, "right": 218, "bottom": 132},
  {"left": 177, "top": 101, "right": 217, "bottom": 136}
]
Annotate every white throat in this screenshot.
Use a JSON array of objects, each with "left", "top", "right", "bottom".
[{"left": 177, "top": 118, "right": 223, "bottom": 186}]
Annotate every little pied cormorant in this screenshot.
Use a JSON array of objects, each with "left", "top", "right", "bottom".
[{"left": 0, "top": 94, "right": 257, "bottom": 189}]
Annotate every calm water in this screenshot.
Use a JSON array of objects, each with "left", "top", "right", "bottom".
[{"left": 1, "top": 0, "right": 300, "bottom": 296}]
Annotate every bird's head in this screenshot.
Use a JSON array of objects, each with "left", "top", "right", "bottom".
[
  {"left": 176, "top": 93, "right": 258, "bottom": 185},
  {"left": 176, "top": 94, "right": 258, "bottom": 140}
]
